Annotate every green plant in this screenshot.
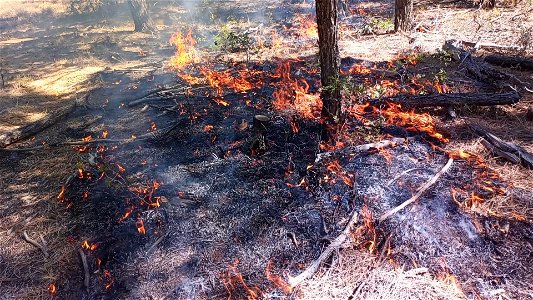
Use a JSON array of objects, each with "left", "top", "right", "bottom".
[
  {"left": 370, "top": 18, "right": 393, "bottom": 31},
  {"left": 213, "top": 25, "right": 251, "bottom": 53},
  {"left": 323, "top": 75, "right": 353, "bottom": 97},
  {"left": 434, "top": 68, "right": 448, "bottom": 83}
]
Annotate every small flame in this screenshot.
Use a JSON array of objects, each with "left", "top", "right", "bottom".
[
  {"left": 57, "top": 186, "right": 66, "bottom": 202},
  {"left": 48, "top": 283, "right": 57, "bottom": 296},
  {"left": 150, "top": 122, "right": 157, "bottom": 131},
  {"left": 136, "top": 217, "right": 146, "bottom": 234},
  {"left": 103, "top": 270, "right": 113, "bottom": 289},
  {"left": 102, "top": 130, "right": 108, "bottom": 139},
  {"left": 82, "top": 240, "right": 98, "bottom": 251},
  {"left": 265, "top": 260, "right": 292, "bottom": 293},
  {"left": 221, "top": 259, "right": 262, "bottom": 300},
  {"left": 117, "top": 164, "right": 126, "bottom": 174}
]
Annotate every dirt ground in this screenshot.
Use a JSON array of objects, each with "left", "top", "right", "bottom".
[{"left": 0, "top": 0, "right": 532, "bottom": 299}]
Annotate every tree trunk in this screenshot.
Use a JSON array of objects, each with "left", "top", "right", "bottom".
[
  {"left": 481, "top": 0, "right": 495, "bottom": 9},
  {"left": 128, "top": 0, "right": 154, "bottom": 32},
  {"left": 316, "top": 0, "right": 342, "bottom": 139},
  {"left": 394, "top": 0, "right": 413, "bottom": 32}
]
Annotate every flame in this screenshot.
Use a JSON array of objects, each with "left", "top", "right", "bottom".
[
  {"left": 57, "top": 185, "right": 66, "bottom": 202},
  {"left": 204, "top": 124, "right": 214, "bottom": 132},
  {"left": 82, "top": 240, "right": 98, "bottom": 251},
  {"left": 221, "top": 259, "right": 262, "bottom": 300},
  {"left": 325, "top": 160, "right": 354, "bottom": 187},
  {"left": 48, "top": 283, "right": 57, "bottom": 296},
  {"left": 117, "top": 164, "right": 126, "bottom": 174},
  {"left": 102, "top": 130, "right": 108, "bottom": 139},
  {"left": 136, "top": 217, "right": 146, "bottom": 234},
  {"left": 265, "top": 260, "right": 292, "bottom": 293},
  {"left": 103, "top": 269, "right": 113, "bottom": 289},
  {"left": 150, "top": 122, "right": 157, "bottom": 131},
  {"left": 200, "top": 67, "right": 255, "bottom": 96},
  {"left": 82, "top": 135, "right": 93, "bottom": 142},
  {"left": 119, "top": 206, "right": 134, "bottom": 222},
  {"left": 168, "top": 29, "right": 197, "bottom": 69},
  {"left": 272, "top": 60, "right": 321, "bottom": 119},
  {"left": 295, "top": 14, "right": 318, "bottom": 38},
  {"left": 213, "top": 97, "right": 230, "bottom": 106}
]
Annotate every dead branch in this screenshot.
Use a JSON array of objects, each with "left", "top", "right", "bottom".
[
  {"left": 373, "top": 91, "right": 520, "bottom": 107},
  {"left": 0, "top": 95, "right": 85, "bottom": 148},
  {"left": 0, "top": 120, "right": 185, "bottom": 153},
  {"left": 22, "top": 231, "right": 49, "bottom": 258},
  {"left": 471, "top": 125, "right": 533, "bottom": 169},
  {"left": 147, "top": 233, "right": 167, "bottom": 254},
  {"left": 78, "top": 248, "right": 90, "bottom": 293},
  {"left": 485, "top": 55, "right": 533, "bottom": 70},
  {"left": 378, "top": 157, "right": 454, "bottom": 222},
  {"left": 315, "top": 137, "right": 414, "bottom": 163},
  {"left": 288, "top": 210, "right": 359, "bottom": 288},
  {"left": 443, "top": 40, "right": 509, "bottom": 83}
]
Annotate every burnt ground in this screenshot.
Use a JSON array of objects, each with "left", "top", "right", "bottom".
[{"left": 1, "top": 0, "right": 532, "bottom": 299}]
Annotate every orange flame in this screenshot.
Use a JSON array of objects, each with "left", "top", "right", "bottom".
[
  {"left": 117, "top": 164, "right": 126, "bottom": 174},
  {"left": 295, "top": 14, "right": 318, "bottom": 38},
  {"left": 119, "top": 206, "right": 134, "bottom": 222},
  {"left": 48, "top": 283, "right": 57, "bottom": 296},
  {"left": 103, "top": 269, "right": 113, "bottom": 289},
  {"left": 102, "top": 130, "right": 108, "bottom": 139},
  {"left": 272, "top": 60, "right": 321, "bottom": 119},
  {"left": 221, "top": 259, "right": 262, "bottom": 300},
  {"left": 168, "top": 29, "right": 197, "bottom": 69},
  {"left": 136, "top": 217, "right": 146, "bottom": 234},
  {"left": 82, "top": 240, "right": 98, "bottom": 251},
  {"left": 325, "top": 160, "right": 354, "bottom": 187},
  {"left": 57, "top": 185, "right": 66, "bottom": 202},
  {"left": 265, "top": 260, "right": 292, "bottom": 293}
]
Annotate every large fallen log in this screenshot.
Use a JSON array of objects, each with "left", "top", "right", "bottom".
[
  {"left": 372, "top": 91, "right": 520, "bottom": 108},
  {"left": 471, "top": 125, "right": 533, "bottom": 169},
  {"left": 0, "top": 96, "right": 83, "bottom": 148},
  {"left": 484, "top": 55, "right": 533, "bottom": 71}
]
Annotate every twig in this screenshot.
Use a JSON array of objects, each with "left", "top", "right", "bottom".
[
  {"left": 78, "top": 248, "right": 90, "bottom": 293},
  {"left": 147, "top": 233, "right": 167, "bottom": 254},
  {"left": 22, "top": 231, "right": 49, "bottom": 258},
  {"left": 386, "top": 168, "right": 424, "bottom": 185},
  {"left": 288, "top": 210, "right": 359, "bottom": 288},
  {"left": 378, "top": 157, "right": 454, "bottom": 223},
  {"left": 315, "top": 137, "right": 414, "bottom": 163}
]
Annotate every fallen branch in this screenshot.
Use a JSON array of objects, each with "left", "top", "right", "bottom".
[
  {"left": 288, "top": 210, "right": 359, "bottom": 288},
  {"left": 22, "top": 231, "right": 49, "bottom": 258},
  {"left": 0, "top": 120, "right": 185, "bottom": 153},
  {"left": 147, "top": 233, "right": 167, "bottom": 254},
  {"left": 78, "top": 248, "right": 90, "bottom": 293},
  {"left": 0, "top": 95, "right": 86, "bottom": 148},
  {"left": 471, "top": 125, "right": 533, "bottom": 169},
  {"left": 485, "top": 55, "right": 533, "bottom": 70},
  {"left": 378, "top": 157, "right": 454, "bottom": 222},
  {"left": 315, "top": 137, "right": 414, "bottom": 163},
  {"left": 372, "top": 91, "right": 520, "bottom": 108}
]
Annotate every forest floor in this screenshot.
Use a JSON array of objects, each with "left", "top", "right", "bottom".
[{"left": 0, "top": 0, "right": 532, "bottom": 299}]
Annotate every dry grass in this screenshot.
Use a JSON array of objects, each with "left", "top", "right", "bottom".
[
  {"left": 0, "top": 0, "right": 68, "bottom": 20},
  {"left": 297, "top": 249, "right": 465, "bottom": 300}
]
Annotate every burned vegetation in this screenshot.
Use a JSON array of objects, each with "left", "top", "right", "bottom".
[{"left": 0, "top": 0, "right": 532, "bottom": 299}]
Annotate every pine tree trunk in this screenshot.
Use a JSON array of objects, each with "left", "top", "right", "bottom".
[
  {"left": 316, "top": 0, "right": 342, "bottom": 139},
  {"left": 481, "top": 0, "right": 495, "bottom": 9},
  {"left": 128, "top": 0, "right": 155, "bottom": 32},
  {"left": 394, "top": 0, "right": 413, "bottom": 32}
]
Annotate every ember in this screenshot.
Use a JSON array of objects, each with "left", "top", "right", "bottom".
[{"left": 48, "top": 283, "right": 57, "bottom": 296}]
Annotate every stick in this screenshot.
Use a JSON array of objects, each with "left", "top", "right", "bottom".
[
  {"left": 147, "top": 233, "right": 167, "bottom": 254},
  {"left": 78, "top": 248, "right": 90, "bottom": 293},
  {"left": 0, "top": 120, "right": 185, "bottom": 152},
  {"left": 0, "top": 96, "right": 82, "bottom": 148},
  {"left": 288, "top": 211, "right": 359, "bottom": 288},
  {"left": 378, "top": 157, "right": 454, "bottom": 222},
  {"left": 22, "top": 231, "right": 49, "bottom": 258},
  {"left": 315, "top": 137, "right": 414, "bottom": 163}
]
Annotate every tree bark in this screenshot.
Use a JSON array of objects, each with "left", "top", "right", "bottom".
[
  {"left": 481, "top": 0, "right": 495, "bottom": 9},
  {"left": 394, "top": 0, "right": 413, "bottom": 32},
  {"left": 316, "top": 0, "right": 342, "bottom": 139},
  {"left": 128, "top": 0, "right": 155, "bottom": 32}
]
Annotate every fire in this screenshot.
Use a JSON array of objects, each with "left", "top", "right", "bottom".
[
  {"left": 295, "top": 14, "right": 318, "bottom": 39},
  {"left": 117, "top": 164, "right": 126, "bottom": 174},
  {"left": 272, "top": 60, "right": 321, "bottom": 119},
  {"left": 204, "top": 124, "right": 214, "bottom": 132},
  {"left": 379, "top": 103, "right": 448, "bottom": 142},
  {"left": 136, "top": 217, "right": 146, "bottom": 234},
  {"left": 213, "top": 98, "right": 230, "bottom": 106},
  {"left": 57, "top": 185, "right": 66, "bottom": 202},
  {"left": 103, "top": 270, "right": 113, "bottom": 289},
  {"left": 48, "top": 283, "right": 57, "bottom": 296},
  {"left": 168, "top": 29, "right": 197, "bottom": 69},
  {"left": 200, "top": 67, "right": 255, "bottom": 96},
  {"left": 221, "top": 259, "right": 262, "bottom": 300},
  {"left": 119, "top": 206, "right": 134, "bottom": 222},
  {"left": 82, "top": 240, "right": 98, "bottom": 251},
  {"left": 265, "top": 260, "right": 292, "bottom": 293},
  {"left": 150, "top": 122, "right": 157, "bottom": 131},
  {"left": 325, "top": 160, "right": 354, "bottom": 187},
  {"left": 102, "top": 130, "right": 108, "bottom": 139},
  {"left": 82, "top": 135, "right": 93, "bottom": 142}
]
